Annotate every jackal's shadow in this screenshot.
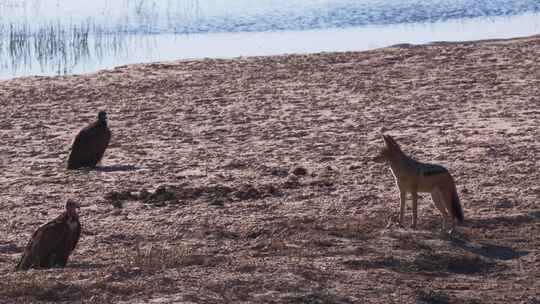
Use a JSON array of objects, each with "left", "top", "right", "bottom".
[
  {"left": 449, "top": 212, "right": 536, "bottom": 261},
  {"left": 451, "top": 239, "right": 528, "bottom": 261},
  {"left": 465, "top": 211, "right": 539, "bottom": 230}
]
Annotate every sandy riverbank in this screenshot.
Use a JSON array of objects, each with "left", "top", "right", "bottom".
[{"left": 0, "top": 35, "right": 539, "bottom": 303}]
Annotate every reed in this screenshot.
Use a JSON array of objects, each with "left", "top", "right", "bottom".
[{"left": 0, "top": 0, "right": 201, "bottom": 76}]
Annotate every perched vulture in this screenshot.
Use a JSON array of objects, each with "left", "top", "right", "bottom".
[
  {"left": 16, "top": 200, "right": 81, "bottom": 270},
  {"left": 67, "top": 110, "right": 111, "bottom": 169}
]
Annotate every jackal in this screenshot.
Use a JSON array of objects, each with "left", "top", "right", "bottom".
[{"left": 374, "top": 134, "right": 464, "bottom": 232}]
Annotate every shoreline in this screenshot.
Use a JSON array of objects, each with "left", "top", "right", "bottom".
[{"left": 1, "top": 17, "right": 539, "bottom": 79}]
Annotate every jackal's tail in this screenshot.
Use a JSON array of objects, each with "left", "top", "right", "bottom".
[{"left": 451, "top": 187, "right": 464, "bottom": 223}]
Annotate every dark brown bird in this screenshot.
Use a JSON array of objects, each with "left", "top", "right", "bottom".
[
  {"left": 67, "top": 110, "right": 111, "bottom": 169},
  {"left": 16, "top": 200, "right": 81, "bottom": 270}
]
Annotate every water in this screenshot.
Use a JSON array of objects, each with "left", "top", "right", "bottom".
[{"left": 1, "top": 0, "right": 540, "bottom": 79}]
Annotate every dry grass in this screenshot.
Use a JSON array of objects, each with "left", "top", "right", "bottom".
[{"left": 123, "top": 242, "right": 228, "bottom": 272}]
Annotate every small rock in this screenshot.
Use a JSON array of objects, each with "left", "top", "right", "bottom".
[
  {"left": 495, "top": 199, "right": 513, "bottom": 209},
  {"left": 292, "top": 167, "right": 307, "bottom": 176},
  {"left": 283, "top": 176, "right": 301, "bottom": 189},
  {"left": 111, "top": 200, "right": 123, "bottom": 209},
  {"left": 0, "top": 243, "right": 19, "bottom": 254},
  {"left": 209, "top": 199, "right": 225, "bottom": 207},
  {"left": 271, "top": 167, "right": 289, "bottom": 177}
]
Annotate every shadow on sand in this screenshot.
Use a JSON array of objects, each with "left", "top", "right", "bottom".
[
  {"left": 0, "top": 243, "right": 20, "bottom": 254},
  {"left": 465, "top": 211, "right": 539, "bottom": 229},
  {"left": 69, "top": 260, "right": 106, "bottom": 269},
  {"left": 94, "top": 164, "right": 139, "bottom": 172},
  {"left": 451, "top": 238, "right": 528, "bottom": 261},
  {"left": 448, "top": 212, "right": 537, "bottom": 261}
]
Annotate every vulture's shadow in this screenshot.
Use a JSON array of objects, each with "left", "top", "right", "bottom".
[
  {"left": 68, "top": 260, "right": 106, "bottom": 269},
  {"left": 94, "top": 164, "right": 139, "bottom": 172}
]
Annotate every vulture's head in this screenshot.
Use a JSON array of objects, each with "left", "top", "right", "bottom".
[
  {"left": 97, "top": 111, "right": 107, "bottom": 123},
  {"left": 65, "top": 199, "right": 80, "bottom": 218}
]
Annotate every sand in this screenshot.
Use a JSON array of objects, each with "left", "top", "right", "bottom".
[{"left": 0, "top": 35, "right": 539, "bottom": 303}]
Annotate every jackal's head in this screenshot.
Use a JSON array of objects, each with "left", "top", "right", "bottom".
[{"left": 373, "top": 134, "right": 401, "bottom": 163}]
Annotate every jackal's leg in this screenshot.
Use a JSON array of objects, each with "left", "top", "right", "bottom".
[
  {"left": 411, "top": 191, "right": 418, "bottom": 229},
  {"left": 442, "top": 187, "right": 457, "bottom": 233},
  {"left": 399, "top": 190, "right": 406, "bottom": 226},
  {"left": 431, "top": 187, "right": 450, "bottom": 232}
]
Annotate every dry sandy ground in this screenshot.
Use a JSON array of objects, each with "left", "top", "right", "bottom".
[{"left": 0, "top": 35, "right": 539, "bottom": 303}]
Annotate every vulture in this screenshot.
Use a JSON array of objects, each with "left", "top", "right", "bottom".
[
  {"left": 67, "top": 110, "right": 111, "bottom": 169},
  {"left": 16, "top": 200, "right": 81, "bottom": 270}
]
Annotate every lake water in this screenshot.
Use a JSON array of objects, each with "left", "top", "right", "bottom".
[{"left": 1, "top": 0, "right": 540, "bottom": 79}]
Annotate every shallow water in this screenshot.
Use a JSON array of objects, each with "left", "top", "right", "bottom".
[{"left": 1, "top": 0, "right": 540, "bottom": 78}]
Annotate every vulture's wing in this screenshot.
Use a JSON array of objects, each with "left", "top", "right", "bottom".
[
  {"left": 102, "top": 127, "right": 111, "bottom": 149},
  {"left": 77, "top": 122, "right": 102, "bottom": 140},
  {"left": 67, "top": 134, "right": 83, "bottom": 166},
  {"left": 71, "top": 123, "right": 101, "bottom": 150},
  {"left": 69, "top": 218, "right": 81, "bottom": 252},
  {"left": 16, "top": 214, "right": 67, "bottom": 270},
  {"left": 67, "top": 122, "right": 100, "bottom": 168},
  {"left": 50, "top": 217, "right": 81, "bottom": 267},
  {"left": 93, "top": 127, "right": 111, "bottom": 164}
]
